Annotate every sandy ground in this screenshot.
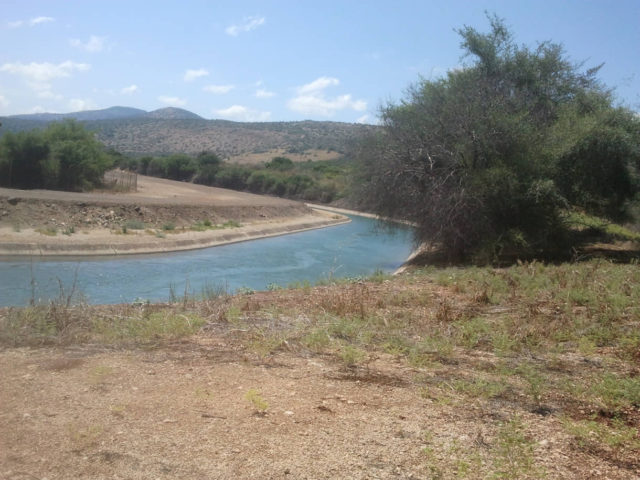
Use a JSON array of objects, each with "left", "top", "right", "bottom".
[
  {"left": 1, "top": 342, "right": 632, "bottom": 480},
  {"left": 0, "top": 211, "right": 348, "bottom": 256},
  {"left": 0, "top": 175, "right": 298, "bottom": 208},
  {"left": 0, "top": 176, "right": 349, "bottom": 256}
]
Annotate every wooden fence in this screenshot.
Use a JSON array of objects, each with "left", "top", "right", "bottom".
[{"left": 103, "top": 169, "right": 137, "bottom": 192}]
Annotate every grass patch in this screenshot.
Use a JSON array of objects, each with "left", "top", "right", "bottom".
[
  {"left": 36, "top": 226, "right": 57, "bottom": 236},
  {"left": 123, "top": 219, "right": 145, "bottom": 230},
  {"left": 92, "top": 312, "right": 206, "bottom": 344}
]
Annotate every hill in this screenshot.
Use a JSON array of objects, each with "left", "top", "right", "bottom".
[{"left": 0, "top": 107, "right": 376, "bottom": 159}]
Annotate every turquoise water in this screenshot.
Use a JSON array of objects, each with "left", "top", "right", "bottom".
[{"left": 0, "top": 215, "right": 414, "bottom": 306}]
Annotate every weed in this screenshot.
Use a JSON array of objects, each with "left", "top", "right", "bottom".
[
  {"left": 457, "top": 317, "right": 491, "bottom": 350},
  {"left": 36, "top": 226, "right": 57, "bottom": 236},
  {"left": 222, "top": 219, "right": 241, "bottom": 228},
  {"left": 449, "top": 377, "right": 509, "bottom": 400},
  {"left": 563, "top": 417, "right": 640, "bottom": 451},
  {"left": 591, "top": 374, "right": 640, "bottom": 411},
  {"left": 236, "top": 286, "right": 255, "bottom": 295},
  {"left": 62, "top": 226, "right": 75, "bottom": 235},
  {"left": 67, "top": 423, "right": 103, "bottom": 452},
  {"left": 162, "top": 222, "right": 175, "bottom": 231},
  {"left": 516, "top": 364, "right": 546, "bottom": 408},
  {"left": 493, "top": 416, "right": 539, "bottom": 479},
  {"left": 92, "top": 312, "right": 206, "bottom": 344},
  {"left": 244, "top": 388, "right": 269, "bottom": 414},
  {"left": 248, "top": 330, "right": 285, "bottom": 358},
  {"left": 123, "top": 219, "right": 145, "bottom": 230},
  {"left": 302, "top": 328, "right": 331, "bottom": 352},
  {"left": 88, "top": 365, "right": 114, "bottom": 389},
  {"left": 339, "top": 345, "right": 367, "bottom": 367}
]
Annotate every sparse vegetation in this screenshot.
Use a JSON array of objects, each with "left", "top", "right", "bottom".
[
  {"left": 1, "top": 260, "right": 639, "bottom": 477},
  {"left": 244, "top": 388, "right": 269, "bottom": 414}
]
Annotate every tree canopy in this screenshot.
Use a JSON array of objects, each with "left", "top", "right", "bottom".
[
  {"left": 358, "top": 15, "right": 640, "bottom": 262},
  {"left": 0, "top": 120, "right": 113, "bottom": 191}
]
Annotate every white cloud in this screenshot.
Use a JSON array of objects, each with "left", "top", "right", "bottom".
[
  {"left": 8, "top": 16, "right": 54, "bottom": 28},
  {"left": 29, "top": 105, "right": 48, "bottom": 114},
  {"left": 184, "top": 68, "right": 209, "bottom": 82},
  {"left": 69, "top": 98, "right": 96, "bottom": 111},
  {"left": 214, "top": 105, "right": 271, "bottom": 122},
  {"left": 225, "top": 16, "right": 265, "bottom": 36},
  {"left": 30, "top": 16, "right": 54, "bottom": 26},
  {"left": 356, "top": 114, "right": 370, "bottom": 124},
  {"left": 0, "top": 94, "right": 8, "bottom": 108},
  {"left": 0, "top": 61, "right": 90, "bottom": 100},
  {"left": 158, "top": 95, "right": 187, "bottom": 107},
  {"left": 70, "top": 35, "right": 107, "bottom": 53},
  {"left": 0, "top": 60, "right": 90, "bottom": 82},
  {"left": 287, "top": 76, "right": 367, "bottom": 117},
  {"left": 36, "top": 88, "right": 63, "bottom": 100},
  {"left": 255, "top": 88, "right": 275, "bottom": 98},
  {"left": 121, "top": 84, "right": 139, "bottom": 95},
  {"left": 120, "top": 84, "right": 140, "bottom": 95},
  {"left": 298, "top": 76, "right": 340, "bottom": 95},
  {"left": 203, "top": 84, "right": 234, "bottom": 94}
]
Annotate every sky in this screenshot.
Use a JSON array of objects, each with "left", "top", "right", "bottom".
[{"left": 0, "top": 0, "right": 638, "bottom": 123}]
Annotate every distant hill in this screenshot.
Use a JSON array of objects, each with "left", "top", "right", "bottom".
[
  {"left": 8, "top": 106, "right": 148, "bottom": 122},
  {"left": 146, "top": 107, "right": 203, "bottom": 120},
  {"left": 0, "top": 106, "right": 376, "bottom": 159}
]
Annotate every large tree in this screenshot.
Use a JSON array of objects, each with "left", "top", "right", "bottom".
[
  {"left": 359, "top": 15, "right": 639, "bottom": 262},
  {"left": 0, "top": 120, "right": 113, "bottom": 191}
]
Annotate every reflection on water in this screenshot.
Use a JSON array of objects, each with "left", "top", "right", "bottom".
[{"left": 0, "top": 215, "right": 414, "bottom": 306}]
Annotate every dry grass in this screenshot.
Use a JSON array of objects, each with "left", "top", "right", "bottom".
[{"left": 1, "top": 259, "right": 639, "bottom": 478}]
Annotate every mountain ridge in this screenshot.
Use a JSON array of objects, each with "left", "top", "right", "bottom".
[{"left": 0, "top": 106, "right": 376, "bottom": 159}]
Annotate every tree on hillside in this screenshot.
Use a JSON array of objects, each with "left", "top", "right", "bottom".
[
  {"left": 0, "top": 131, "right": 50, "bottom": 188},
  {"left": 46, "top": 120, "right": 113, "bottom": 191},
  {"left": 0, "top": 120, "right": 113, "bottom": 191},
  {"left": 358, "top": 14, "right": 640, "bottom": 262},
  {"left": 194, "top": 151, "right": 222, "bottom": 184}
]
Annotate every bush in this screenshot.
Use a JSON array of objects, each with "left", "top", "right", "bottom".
[{"left": 358, "top": 15, "right": 640, "bottom": 262}]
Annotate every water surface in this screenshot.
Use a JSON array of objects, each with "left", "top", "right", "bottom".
[{"left": 0, "top": 215, "right": 414, "bottom": 306}]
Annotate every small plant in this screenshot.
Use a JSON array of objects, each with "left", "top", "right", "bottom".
[
  {"left": 516, "top": 363, "right": 546, "bottom": 409},
  {"left": 162, "top": 222, "right": 175, "bottom": 231},
  {"left": 222, "top": 219, "right": 241, "bottom": 228},
  {"left": 88, "top": 365, "right": 114, "bottom": 390},
  {"left": 339, "top": 345, "right": 366, "bottom": 367},
  {"left": 36, "top": 226, "right": 57, "bottom": 236},
  {"left": 244, "top": 388, "right": 269, "bottom": 414},
  {"left": 62, "top": 226, "right": 75, "bottom": 235},
  {"left": 67, "top": 423, "right": 103, "bottom": 452},
  {"left": 236, "top": 286, "right": 255, "bottom": 295},
  {"left": 203, "top": 219, "right": 212, "bottom": 227},
  {"left": 123, "top": 219, "right": 145, "bottom": 230},
  {"left": 493, "top": 416, "right": 539, "bottom": 479}
]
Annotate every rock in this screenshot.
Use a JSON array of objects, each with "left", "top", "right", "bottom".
[{"left": 7, "top": 197, "right": 19, "bottom": 205}]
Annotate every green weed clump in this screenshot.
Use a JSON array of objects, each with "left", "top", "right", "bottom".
[
  {"left": 92, "top": 312, "right": 206, "bottom": 344},
  {"left": 244, "top": 388, "right": 269, "bottom": 414}
]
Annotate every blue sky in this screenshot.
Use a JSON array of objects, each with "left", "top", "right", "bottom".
[{"left": 0, "top": 0, "right": 638, "bottom": 123}]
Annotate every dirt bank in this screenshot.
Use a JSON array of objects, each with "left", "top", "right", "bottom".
[{"left": 0, "top": 176, "right": 349, "bottom": 256}]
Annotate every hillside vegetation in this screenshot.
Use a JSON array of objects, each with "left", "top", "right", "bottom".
[
  {"left": 358, "top": 15, "right": 640, "bottom": 263},
  {"left": 1, "top": 260, "right": 638, "bottom": 478},
  {"left": 0, "top": 108, "right": 375, "bottom": 159}
]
